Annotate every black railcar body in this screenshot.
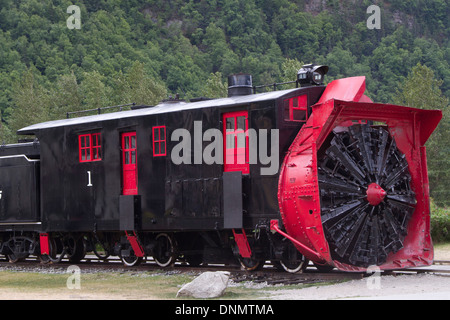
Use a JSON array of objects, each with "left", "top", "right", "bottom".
[{"left": 0, "top": 84, "right": 324, "bottom": 268}]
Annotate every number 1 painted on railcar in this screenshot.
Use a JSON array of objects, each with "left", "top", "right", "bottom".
[{"left": 87, "top": 171, "right": 93, "bottom": 187}]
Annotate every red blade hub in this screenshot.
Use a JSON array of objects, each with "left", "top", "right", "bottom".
[{"left": 366, "top": 183, "right": 386, "bottom": 206}]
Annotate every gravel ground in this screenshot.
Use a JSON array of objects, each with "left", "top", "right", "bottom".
[
  {"left": 265, "top": 244, "right": 450, "bottom": 300},
  {"left": 265, "top": 274, "right": 450, "bottom": 300}
]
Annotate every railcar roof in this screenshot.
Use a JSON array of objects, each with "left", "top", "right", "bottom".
[{"left": 18, "top": 88, "right": 300, "bottom": 135}]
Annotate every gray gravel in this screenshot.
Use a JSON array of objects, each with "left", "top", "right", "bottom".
[{"left": 264, "top": 274, "right": 450, "bottom": 300}]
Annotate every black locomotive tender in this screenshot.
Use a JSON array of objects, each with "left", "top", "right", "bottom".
[{"left": 0, "top": 64, "right": 422, "bottom": 272}]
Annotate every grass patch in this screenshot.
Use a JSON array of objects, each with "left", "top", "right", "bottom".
[
  {"left": 0, "top": 270, "right": 197, "bottom": 299},
  {"left": 0, "top": 269, "right": 344, "bottom": 300},
  {"left": 0, "top": 269, "right": 286, "bottom": 300},
  {"left": 0, "top": 272, "right": 63, "bottom": 289}
]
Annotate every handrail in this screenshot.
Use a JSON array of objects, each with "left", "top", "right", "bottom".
[
  {"left": 66, "top": 103, "right": 136, "bottom": 119},
  {"left": 252, "top": 80, "right": 298, "bottom": 93}
]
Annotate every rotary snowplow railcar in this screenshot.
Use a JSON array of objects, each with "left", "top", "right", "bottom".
[{"left": 0, "top": 64, "right": 442, "bottom": 273}]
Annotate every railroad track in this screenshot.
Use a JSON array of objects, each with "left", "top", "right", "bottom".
[
  {"left": 1, "top": 255, "right": 449, "bottom": 286},
  {"left": 0, "top": 255, "right": 365, "bottom": 285},
  {"left": 433, "top": 260, "right": 450, "bottom": 265},
  {"left": 393, "top": 260, "right": 450, "bottom": 275}
]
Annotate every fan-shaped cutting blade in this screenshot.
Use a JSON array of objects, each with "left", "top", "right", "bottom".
[{"left": 318, "top": 124, "right": 416, "bottom": 267}]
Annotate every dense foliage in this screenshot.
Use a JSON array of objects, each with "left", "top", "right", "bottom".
[
  {"left": 0, "top": 0, "right": 448, "bottom": 205},
  {"left": 393, "top": 63, "right": 449, "bottom": 207},
  {"left": 431, "top": 200, "right": 450, "bottom": 243}
]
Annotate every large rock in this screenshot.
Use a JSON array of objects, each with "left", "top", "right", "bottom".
[{"left": 177, "top": 271, "right": 231, "bottom": 299}]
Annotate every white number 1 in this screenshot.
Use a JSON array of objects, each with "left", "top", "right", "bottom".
[{"left": 87, "top": 171, "right": 93, "bottom": 187}]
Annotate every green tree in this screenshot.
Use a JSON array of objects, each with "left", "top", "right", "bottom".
[
  {"left": 200, "top": 72, "right": 227, "bottom": 98},
  {"left": 393, "top": 63, "right": 450, "bottom": 206},
  {"left": 0, "top": 116, "right": 13, "bottom": 144},
  {"left": 50, "top": 71, "right": 82, "bottom": 119},
  {"left": 279, "top": 58, "right": 303, "bottom": 89},
  {"left": 7, "top": 67, "right": 51, "bottom": 141},
  {"left": 203, "top": 23, "right": 229, "bottom": 72},
  {"left": 80, "top": 71, "right": 112, "bottom": 109},
  {"left": 113, "top": 61, "right": 167, "bottom": 106}
]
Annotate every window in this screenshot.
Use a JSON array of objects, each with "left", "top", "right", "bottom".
[
  {"left": 79, "top": 133, "right": 102, "bottom": 162},
  {"left": 284, "top": 94, "right": 308, "bottom": 122},
  {"left": 152, "top": 126, "right": 166, "bottom": 157},
  {"left": 223, "top": 111, "right": 249, "bottom": 174}
]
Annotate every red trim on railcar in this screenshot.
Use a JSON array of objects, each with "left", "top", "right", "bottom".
[
  {"left": 232, "top": 229, "right": 252, "bottom": 258},
  {"left": 223, "top": 111, "right": 249, "bottom": 174},
  {"left": 39, "top": 233, "right": 50, "bottom": 256},
  {"left": 285, "top": 94, "right": 308, "bottom": 122},
  {"left": 79, "top": 132, "right": 102, "bottom": 163},
  {"left": 125, "top": 231, "right": 145, "bottom": 257},
  {"left": 152, "top": 126, "right": 166, "bottom": 157},
  {"left": 121, "top": 132, "right": 138, "bottom": 195}
]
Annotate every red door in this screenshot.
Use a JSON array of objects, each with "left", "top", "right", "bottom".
[
  {"left": 223, "top": 111, "right": 249, "bottom": 174},
  {"left": 121, "top": 132, "right": 138, "bottom": 195}
]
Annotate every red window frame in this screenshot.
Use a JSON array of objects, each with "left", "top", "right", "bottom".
[
  {"left": 152, "top": 126, "right": 166, "bottom": 157},
  {"left": 284, "top": 94, "right": 308, "bottom": 122},
  {"left": 223, "top": 111, "right": 249, "bottom": 174},
  {"left": 79, "top": 133, "right": 102, "bottom": 162}
]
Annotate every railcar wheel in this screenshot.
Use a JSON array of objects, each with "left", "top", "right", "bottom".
[
  {"left": 7, "top": 255, "right": 21, "bottom": 263},
  {"left": 7, "top": 252, "right": 25, "bottom": 263},
  {"left": 121, "top": 255, "right": 143, "bottom": 267},
  {"left": 318, "top": 124, "right": 416, "bottom": 267},
  {"left": 5, "top": 236, "right": 33, "bottom": 263},
  {"left": 66, "top": 236, "right": 86, "bottom": 263},
  {"left": 39, "top": 237, "right": 66, "bottom": 264},
  {"left": 153, "top": 233, "right": 177, "bottom": 267},
  {"left": 93, "top": 246, "right": 110, "bottom": 260},
  {"left": 239, "top": 257, "right": 264, "bottom": 271},
  {"left": 279, "top": 242, "right": 309, "bottom": 273},
  {"left": 91, "top": 233, "right": 112, "bottom": 260}
]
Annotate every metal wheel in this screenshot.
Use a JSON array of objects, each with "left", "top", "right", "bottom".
[
  {"left": 66, "top": 236, "right": 86, "bottom": 263},
  {"left": 120, "top": 254, "right": 143, "bottom": 267},
  {"left": 39, "top": 236, "right": 66, "bottom": 264},
  {"left": 153, "top": 233, "right": 177, "bottom": 267},
  {"left": 7, "top": 253, "right": 22, "bottom": 263},
  {"left": 5, "top": 236, "right": 34, "bottom": 263},
  {"left": 279, "top": 242, "right": 309, "bottom": 273},
  {"left": 318, "top": 124, "right": 416, "bottom": 267},
  {"left": 239, "top": 257, "right": 264, "bottom": 271},
  {"left": 91, "top": 233, "right": 112, "bottom": 260}
]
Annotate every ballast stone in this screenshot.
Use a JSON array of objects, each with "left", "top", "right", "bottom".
[{"left": 177, "top": 271, "right": 231, "bottom": 298}]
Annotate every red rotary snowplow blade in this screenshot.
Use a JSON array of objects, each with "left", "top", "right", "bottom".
[{"left": 276, "top": 81, "right": 442, "bottom": 272}]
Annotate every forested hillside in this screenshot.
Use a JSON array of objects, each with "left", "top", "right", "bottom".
[{"left": 0, "top": 0, "right": 448, "bottom": 203}]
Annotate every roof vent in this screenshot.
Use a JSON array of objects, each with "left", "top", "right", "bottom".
[{"left": 228, "top": 74, "right": 253, "bottom": 97}]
